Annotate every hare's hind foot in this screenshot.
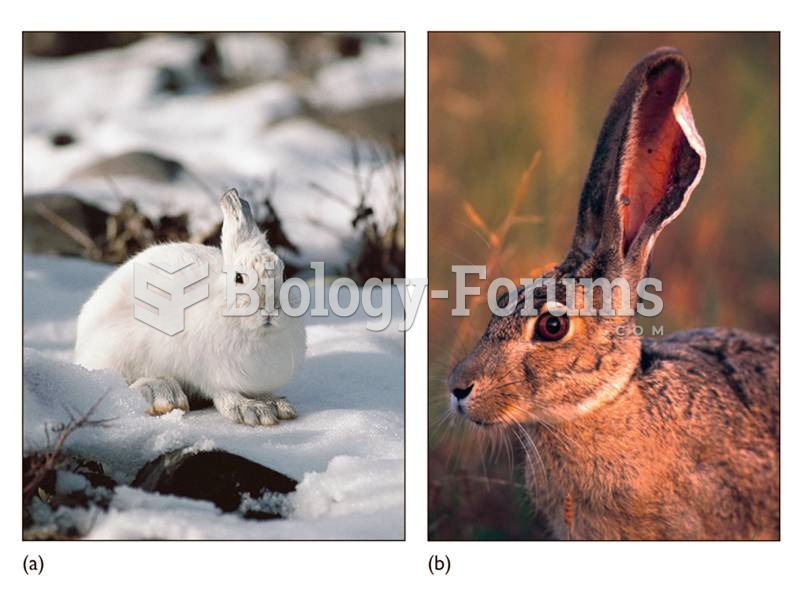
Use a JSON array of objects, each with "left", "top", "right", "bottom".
[
  {"left": 259, "top": 394, "right": 297, "bottom": 420},
  {"left": 131, "top": 377, "right": 190, "bottom": 416},
  {"left": 213, "top": 392, "right": 296, "bottom": 426}
]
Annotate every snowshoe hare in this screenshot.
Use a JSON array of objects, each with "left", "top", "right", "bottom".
[
  {"left": 75, "top": 189, "right": 306, "bottom": 426},
  {"left": 447, "top": 48, "right": 779, "bottom": 539}
]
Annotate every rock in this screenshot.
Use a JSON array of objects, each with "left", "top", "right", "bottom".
[
  {"left": 155, "top": 67, "right": 185, "bottom": 94},
  {"left": 23, "top": 193, "right": 110, "bottom": 256},
  {"left": 70, "top": 150, "right": 186, "bottom": 183},
  {"left": 311, "top": 97, "right": 405, "bottom": 151},
  {"left": 132, "top": 449, "right": 298, "bottom": 519},
  {"left": 336, "top": 34, "right": 363, "bottom": 58},
  {"left": 23, "top": 32, "right": 145, "bottom": 57},
  {"left": 197, "top": 37, "right": 226, "bottom": 86},
  {"left": 50, "top": 131, "right": 76, "bottom": 147}
]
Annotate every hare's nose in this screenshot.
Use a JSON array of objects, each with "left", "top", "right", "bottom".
[{"left": 451, "top": 383, "right": 474, "bottom": 401}]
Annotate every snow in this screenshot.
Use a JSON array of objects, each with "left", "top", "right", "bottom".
[
  {"left": 23, "top": 33, "right": 404, "bottom": 267},
  {"left": 23, "top": 254, "right": 404, "bottom": 539},
  {"left": 55, "top": 471, "right": 91, "bottom": 496},
  {"left": 308, "top": 33, "right": 405, "bottom": 111},
  {"left": 214, "top": 33, "right": 290, "bottom": 82}
]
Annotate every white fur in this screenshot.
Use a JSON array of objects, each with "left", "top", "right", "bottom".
[{"left": 74, "top": 190, "right": 306, "bottom": 425}]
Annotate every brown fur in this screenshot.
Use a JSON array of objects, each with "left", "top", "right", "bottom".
[{"left": 447, "top": 48, "right": 779, "bottom": 540}]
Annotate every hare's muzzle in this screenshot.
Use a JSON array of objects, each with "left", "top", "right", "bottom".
[
  {"left": 449, "top": 382, "right": 474, "bottom": 414},
  {"left": 448, "top": 358, "right": 477, "bottom": 415}
]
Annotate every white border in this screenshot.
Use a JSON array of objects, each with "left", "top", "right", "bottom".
[{"left": 3, "top": 2, "right": 797, "bottom": 597}]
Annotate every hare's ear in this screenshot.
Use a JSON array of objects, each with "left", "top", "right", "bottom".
[
  {"left": 220, "top": 189, "right": 258, "bottom": 258},
  {"left": 572, "top": 48, "right": 706, "bottom": 279}
]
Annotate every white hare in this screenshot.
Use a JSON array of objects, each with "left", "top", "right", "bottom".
[{"left": 75, "top": 189, "right": 306, "bottom": 426}]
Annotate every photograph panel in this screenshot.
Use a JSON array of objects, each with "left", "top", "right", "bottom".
[
  {"left": 23, "top": 31, "right": 405, "bottom": 540},
  {"left": 429, "top": 32, "right": 779, "bottom": 541}
]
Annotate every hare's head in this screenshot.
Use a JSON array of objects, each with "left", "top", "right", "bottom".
[
  {"left": 448, "top": 48, "right": 706, "bottom": 426},
  {"left": 219, "top": 189, "right": 287, "bottom": 331}
]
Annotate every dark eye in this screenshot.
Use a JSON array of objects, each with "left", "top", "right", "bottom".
[
  {"left": 535, "top": 313, "right": 570, "bottom": 341},
  {"left": 235, "top": 273, "right": 244, "bottom": 285}
]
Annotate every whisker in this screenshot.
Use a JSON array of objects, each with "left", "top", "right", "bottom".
[{"left": 510, "top": 417, "right": 548, "bottom": 495}]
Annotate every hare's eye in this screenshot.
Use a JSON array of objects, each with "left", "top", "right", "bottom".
[
  {"left": 535, "top": 313, "right": 570, "bottom": 342},
  {"left": 235, "top": 273, "right": 244, "bottom": 285}
]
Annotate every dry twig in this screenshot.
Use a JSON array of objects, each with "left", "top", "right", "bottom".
[
  {"left": 23, "top": 392, "right": 115, "bottom": 506},
  {"left": 450, "top": 151, "right": 543, "bottom": 359}
]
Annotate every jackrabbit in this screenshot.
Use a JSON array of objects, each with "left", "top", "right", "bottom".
[{"left": 447, "top": 48, "right": 779, "bottom": 540}]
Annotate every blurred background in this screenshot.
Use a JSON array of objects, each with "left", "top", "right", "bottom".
[
  {"left": 24, "top": 32, "right": 404, "bottom": 283},
  {"left": 428, "top": 32, "right": 779, "bottom": 540}
]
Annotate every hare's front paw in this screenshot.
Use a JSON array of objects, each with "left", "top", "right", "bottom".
[
  {"left": 213, "top": 392, "right": 295, "bottom": 426},
  {"left": 131, "top": 377, "right": 190, "bottom": 416}
]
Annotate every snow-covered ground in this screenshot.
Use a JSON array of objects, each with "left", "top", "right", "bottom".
[
  {"left": 24, "top": 33, "right": 404, "bottom": 268},
  {"left": 24, "top": 254, "right": 404, "bottom": 539},
  {"left": 23, "top": 33, "right": 405, "bottom": 540}
]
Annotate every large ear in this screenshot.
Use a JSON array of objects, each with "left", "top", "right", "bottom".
[
  {"left": 220, "top": 188, "right": 258, "bottom": 260},
  {"left": 571, "top": 48, "right": 706, "bottom": 279}
]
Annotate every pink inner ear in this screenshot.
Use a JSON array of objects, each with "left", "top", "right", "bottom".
[{"left": 619, "top": 62, "right": 687, "bottom": 251}]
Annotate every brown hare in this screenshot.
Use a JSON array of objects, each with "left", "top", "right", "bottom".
[{"left": 447, "top": 48, "right": 779, "bottom": 540}]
